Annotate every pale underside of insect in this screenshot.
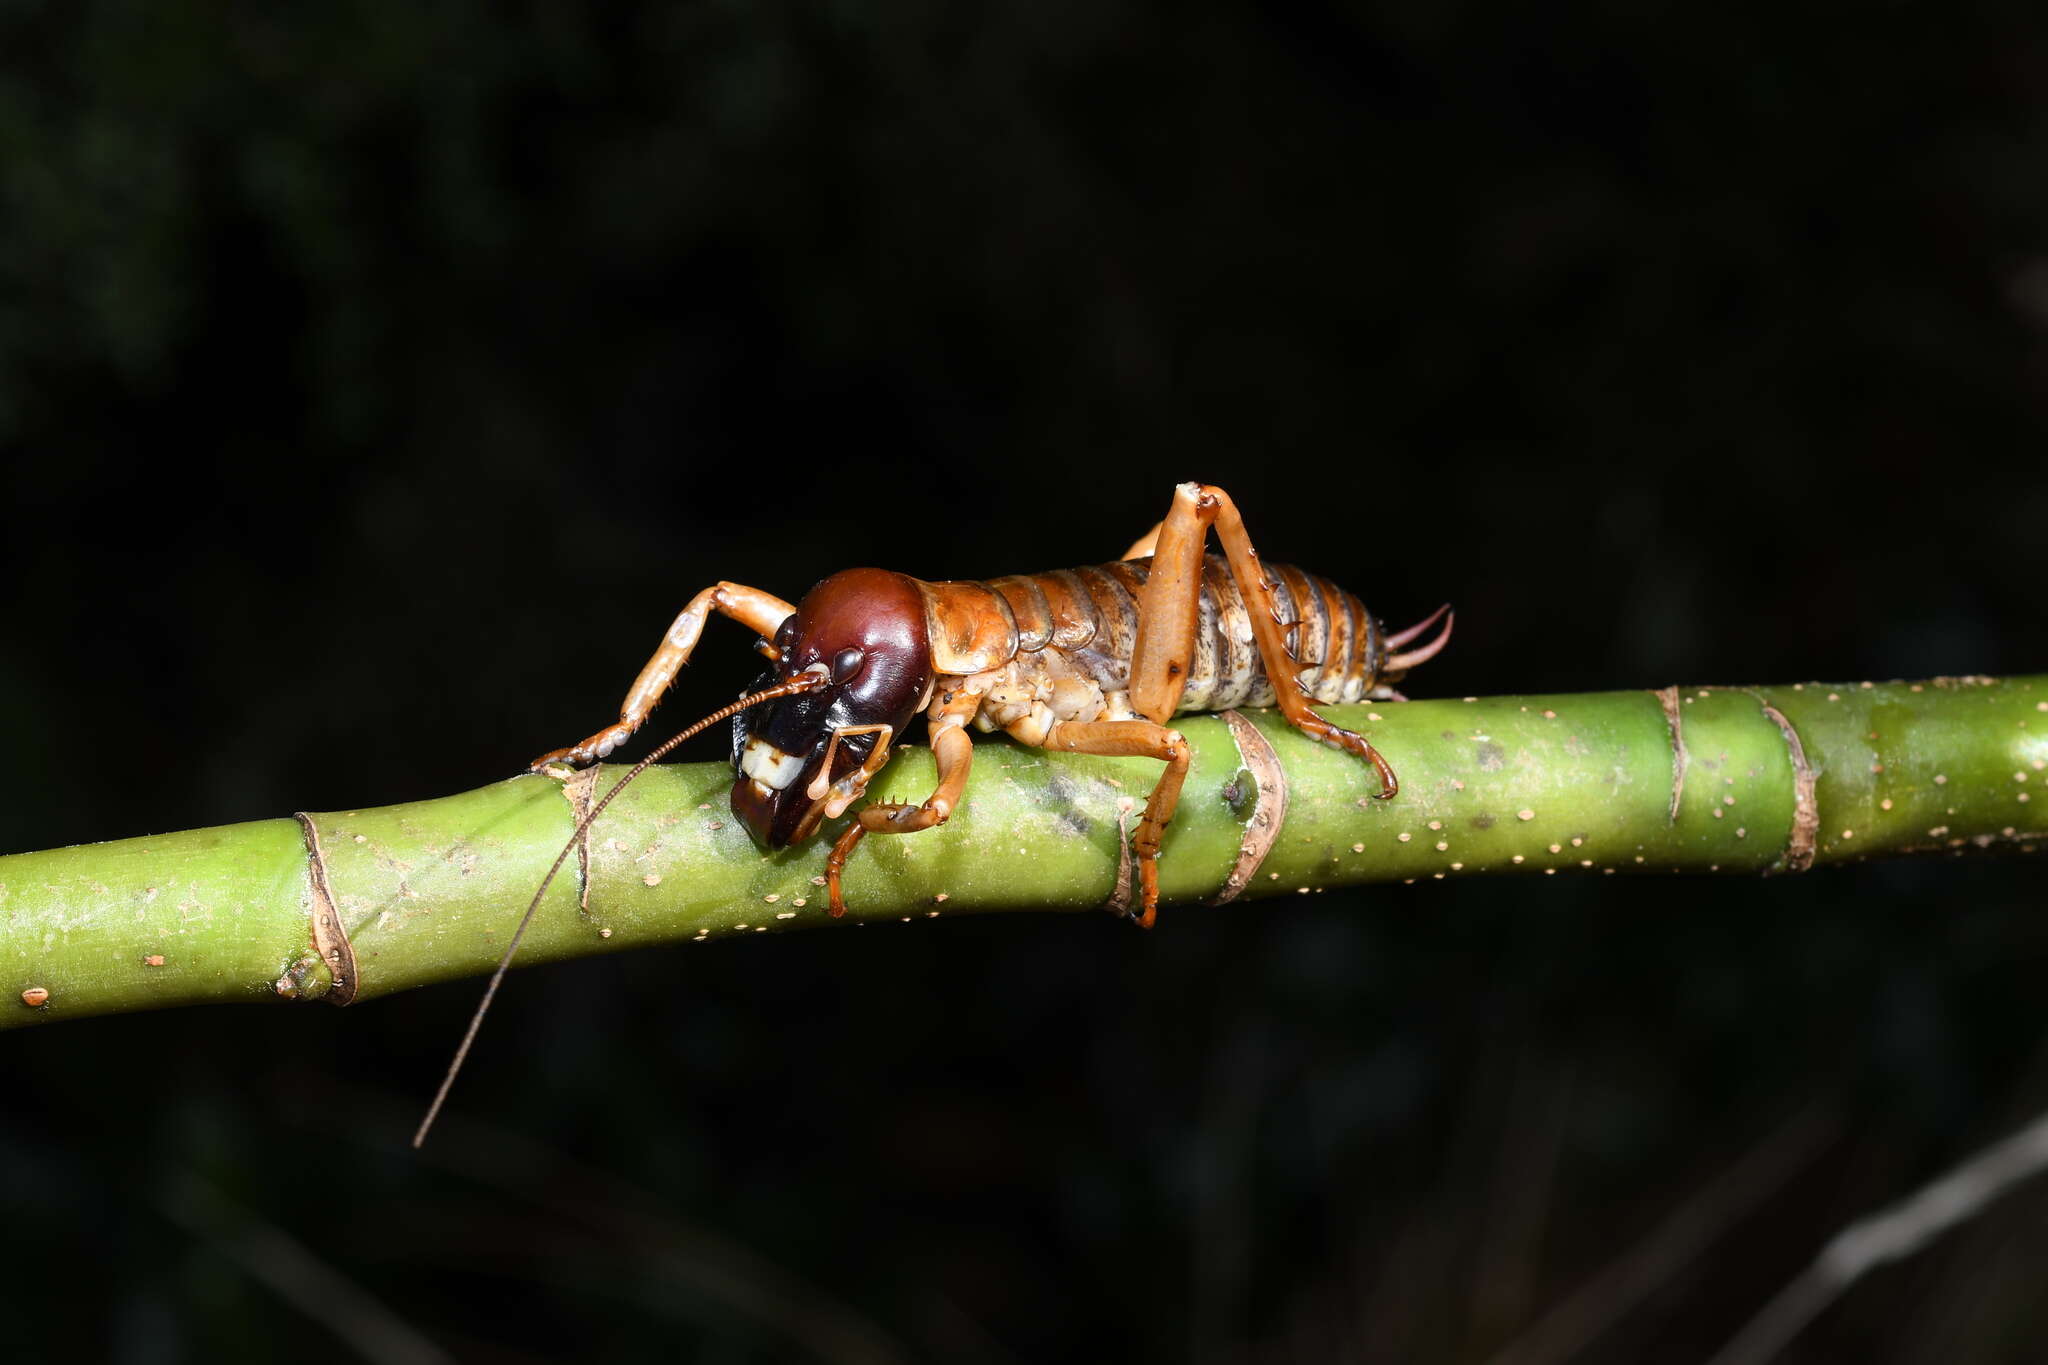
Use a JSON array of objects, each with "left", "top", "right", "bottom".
[
  {"left": 536, "top": 480, "right": 1454, "bottom": 929},
  {"left": 415, "top": 481, "right": 1453, "bottom": 1146}
]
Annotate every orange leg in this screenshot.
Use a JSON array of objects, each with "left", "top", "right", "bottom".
[
  {"left": 805, "top": 723, "right": 895, "bottom": 810},
  {"left": 1126, "top": 482, "right": 1399, "bottom": 797},
  {"left": 1121, "top": 521, "right": 1163, "bottom": 561},
  {"left": 825, "top": 698, "right": 978, "bottom": 916},
  {"left": 530, "top": 582, "right": 796, "bottom": 769},
  {"left": 1040, "top": 719, "right": 1190, "bottom": 928}
]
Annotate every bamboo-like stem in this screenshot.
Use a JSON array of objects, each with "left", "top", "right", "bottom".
[{"left": 3, "top": 676, "right": 2041, "bottom": 1030}]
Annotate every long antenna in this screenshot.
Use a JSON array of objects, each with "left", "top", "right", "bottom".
[{"left": 413, "top": 673, "right": 824, "bottom": 1148}]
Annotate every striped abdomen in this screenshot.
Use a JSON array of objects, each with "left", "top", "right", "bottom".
[{"left": 961, "top": 554, "right": 1384, "bottom": 713}]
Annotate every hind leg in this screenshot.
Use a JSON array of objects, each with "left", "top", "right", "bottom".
[
  {"left": 1121, "top": 521, "right": 1163, "bottom": 560},
  {"left": 1128, "top": 482, "right": 1400, "bottom": 797}
]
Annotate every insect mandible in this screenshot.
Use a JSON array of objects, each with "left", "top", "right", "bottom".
[{"left": 414, "top": 482, "right": 1452, "bottom": 1144}]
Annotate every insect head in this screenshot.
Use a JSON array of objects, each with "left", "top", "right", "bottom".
[{"left": 730, "top": 568, "right": 934, "bottom": 848}]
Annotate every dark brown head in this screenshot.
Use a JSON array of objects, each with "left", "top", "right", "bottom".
[{"left": 729, "top": 569, "right": 934, "bottom": 847}]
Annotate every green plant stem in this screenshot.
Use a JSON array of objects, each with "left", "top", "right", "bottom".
[{"left": 4, "top": 676, "right": 2042, "bottom": 1030}]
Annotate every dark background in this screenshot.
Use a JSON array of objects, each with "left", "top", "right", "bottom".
[{"left": 2, "top": 3, "right": 2044, "bottom": 1361}]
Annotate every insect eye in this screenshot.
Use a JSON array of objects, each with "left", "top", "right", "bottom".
[{"left": 831, "top": 647, "right": 866, "bottom": 684}]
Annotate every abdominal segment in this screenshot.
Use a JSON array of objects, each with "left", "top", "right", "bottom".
[{"left": 954, "top": 554, "right": 1384, "bottom": 741}]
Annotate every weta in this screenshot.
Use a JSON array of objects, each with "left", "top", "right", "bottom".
[
  {"left": 537, "top": 481, "right": 1452, "bottom": 927},
  {"left": 415, "top": 482, "right": 1450, "bottom": 1144}
]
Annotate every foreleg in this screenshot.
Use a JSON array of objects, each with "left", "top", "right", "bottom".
[
  {"left": 825, "top": 697, "right": 978, "bottom": 916},
  {"left": 530, "top": 582, "right": 796, "bottom": 768}
]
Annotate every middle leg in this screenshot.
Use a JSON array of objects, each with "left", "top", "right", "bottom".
[{"left": 1041, "top": 718, "right": 1190, "bottom": 929}]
